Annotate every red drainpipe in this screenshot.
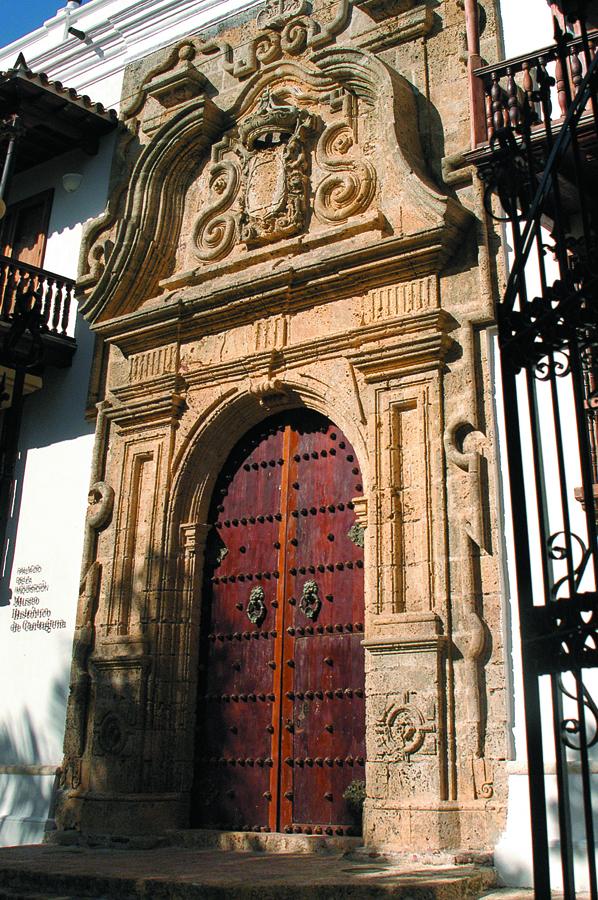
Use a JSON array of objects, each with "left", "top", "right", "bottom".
[{"left": 464, "top": 0, "right": 487, "bottom": 148}]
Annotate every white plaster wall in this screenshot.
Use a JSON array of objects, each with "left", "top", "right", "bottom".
[
  {"left": 498, "top": 0, "right": 556, "bottom": 57},
  {"left": 0, "top": 142, "right": 115, "bottom": 846}
]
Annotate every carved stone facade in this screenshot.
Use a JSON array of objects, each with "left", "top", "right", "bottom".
[{"left": 58, "top": 0, "right": 508, "bottom": 852}]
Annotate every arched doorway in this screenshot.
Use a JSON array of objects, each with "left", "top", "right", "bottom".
[{"left": 191, "top": 409, "right": 365, "bottom": 835}]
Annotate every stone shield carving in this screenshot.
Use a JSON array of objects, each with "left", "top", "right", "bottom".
[
  {"left": 192, "top": 91, "right": 317, "bottom": 259},
  {"left": 238, "top": 90, "right": 316, "bottom": 246}
]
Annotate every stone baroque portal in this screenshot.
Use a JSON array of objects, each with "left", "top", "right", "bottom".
[{"left": 61, "top": 0, "right": 508, "bottom": 856}]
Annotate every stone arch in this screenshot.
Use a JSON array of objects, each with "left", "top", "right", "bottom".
[
  {"left": 163, "top": 377, "right": 370, "bottom": 819},
  {"left": 169, "top": 375, "right": 369, "bottom": 538},
  {"left": 173, "top": 382, "right": 369, "bottom": 834}
]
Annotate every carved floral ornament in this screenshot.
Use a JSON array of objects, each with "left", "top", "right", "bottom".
[{"left": 193, "top": 88, "right": 376, "bottom": 262}]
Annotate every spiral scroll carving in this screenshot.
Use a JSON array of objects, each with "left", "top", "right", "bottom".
[
  {"left": 280, "top": 19, "right": 310, "bottom": 54},
  {"left": 192, "top": 160, "right": 241, "bottom": 262},
  {"left": 314, "top": 123, "right": 376, "bottom": 225},
  {"left": 86, "top": 481, "right": 115, "bottom": 530}
]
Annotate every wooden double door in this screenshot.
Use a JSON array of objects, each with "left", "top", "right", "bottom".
[{"left": 193, "top": 409, "right": 365, "bottom": 834}]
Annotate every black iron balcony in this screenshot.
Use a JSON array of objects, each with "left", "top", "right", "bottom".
[{"left": 0, "top": 254, "right": 76, "bottom": 368}]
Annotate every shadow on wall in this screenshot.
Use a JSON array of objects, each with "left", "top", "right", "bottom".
[
  {"left": 0, "top": 307, "right": 96, "bottom": 608},
  {"left": 19, "top": 309, "right": 96, "bottom": 450},
  {"left": 0, "top": 135, "right": 117, "bottom": 604},
  {"left": 0, "top": 669, "right": 69, "bottom": 846}
]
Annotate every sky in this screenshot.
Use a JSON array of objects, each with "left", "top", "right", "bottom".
[{"left": 2, "top": 1, "right": 90, "bottom": 49}]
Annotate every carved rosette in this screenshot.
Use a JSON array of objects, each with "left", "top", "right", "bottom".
[
  {"left": 375, "top": 698, "right": 436, "bottom": 762},
  {"left": 238, "top": 90, "right": 316, "bottom": 246},
  {"left": 314, "top": 122, "right": 376, "bottom": 224},
  {"left": 97, "top": 712, "right": 128, "bottom": 755}
]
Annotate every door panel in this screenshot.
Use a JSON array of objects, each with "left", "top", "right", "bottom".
[
  {"left": 193, "top": 410, "right": 365, "bottom": 834},
  {"left": 1, "top": 190, "right": 53, "bottom": 268}
]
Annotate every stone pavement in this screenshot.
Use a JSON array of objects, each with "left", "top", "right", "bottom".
[{"left": 0, "top": 839, "right": 523, "bottom": 900}]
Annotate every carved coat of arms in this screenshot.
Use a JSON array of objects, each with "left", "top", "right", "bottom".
[{"left": 238, "top": 90, "right": 316, "bottom": 245}]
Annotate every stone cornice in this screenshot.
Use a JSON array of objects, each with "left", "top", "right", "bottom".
[
  {"left": 105, "top": 383, "right": 186, "bottom": 431},
  {"left": 90, "top": 208, "right": 469, "bottom": 354},
  {"left": 348, "top": 330, "right": 453, "bottom": 381},
  {"left": 107, "top": 309, "right": 454, "bottom": 408},
  {"left": 363, "top": 635, "right": 448, "bottom": 654},
  {"left": 353, "top": 3, "right": 434, "bottom": 53}
]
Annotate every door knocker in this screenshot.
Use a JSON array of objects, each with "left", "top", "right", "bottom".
[
  {"left": 247, "top": 585, "right": 267, "bottom": 625},
  {"left": 300, "top": 579, "right": 321, "bottom": 620}
]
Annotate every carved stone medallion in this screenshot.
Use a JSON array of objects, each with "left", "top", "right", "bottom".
[
  {"left": 97, "top": 713, "right": 127, "bottom": 755},
  {"left": 375, "top": 701, "right": 432, "bottom": 762}
]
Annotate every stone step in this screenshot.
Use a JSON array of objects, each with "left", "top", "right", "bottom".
[
  {"left": 0, "top": 844, "right": 498, "bottom": 899},
  {"left": 480, "top": 892, "right": 594, "bottom": 899},
  {"left": 479, "top": 892, "right": 535, "bottom": 899},
  {"left": 0, "top": 893, "right": 89, "bottom": 900}
]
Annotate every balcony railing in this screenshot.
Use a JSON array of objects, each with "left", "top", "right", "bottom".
[
  {"left": 470, "top": 29, "right": 598, "bottom": 149},
  {"left": 0, "top": 254, "right": 75, "bottom": 339}
]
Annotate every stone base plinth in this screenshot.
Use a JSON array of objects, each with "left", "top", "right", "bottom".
[
  {"left": 363, "top": 800, "right": 507, "bottom": 853},
  {"left": 56, "top": 791, "right": 188, "bottom": 836}
]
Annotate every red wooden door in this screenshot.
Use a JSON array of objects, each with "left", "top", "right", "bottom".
[{"left": 192, "top": 410, "right": 365, "bottom": 834}]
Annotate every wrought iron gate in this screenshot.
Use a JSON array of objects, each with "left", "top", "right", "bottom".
[{"left": 469, "top": 5, "right": 598, "bottom": 896}]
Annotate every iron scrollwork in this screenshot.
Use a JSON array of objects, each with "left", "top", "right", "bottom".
[
  {"left": 530, "top": 592, "right": 598, "bottom": 675},
  {"left": 470, "top": 14, "right": 598, "bottom": 895},
  {"left": 558, "top": 673, "right": 598, "bottom": 752},
  {"left": 547, "top": 530, "right": 592, "bottom": 600}
]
